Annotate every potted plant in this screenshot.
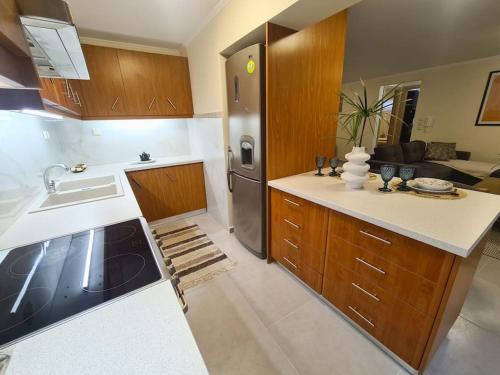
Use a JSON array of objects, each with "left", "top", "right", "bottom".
[{"left": 337, "top": 79, "right": 402, "bottom": 189}]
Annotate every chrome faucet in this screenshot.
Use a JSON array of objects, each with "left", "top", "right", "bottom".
[{"left": 43, "top": 164, "right": 69, "bottom": 193}]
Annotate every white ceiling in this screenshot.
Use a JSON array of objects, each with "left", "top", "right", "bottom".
[
  {"left": 343, "top": 0, "right": 500, "bottom": 82},
  {"left": 65, "top": 0, "right": 228, "bottom": 49}
]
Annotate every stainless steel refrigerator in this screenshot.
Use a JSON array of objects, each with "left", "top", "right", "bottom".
[{"left": 226, "top": 44, "right": 266, "bottom": 259}]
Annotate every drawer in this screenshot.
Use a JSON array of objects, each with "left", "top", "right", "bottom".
[
  {"left": 325, "top": 236, "right": 446, "bottom": 316},
  {"left": 275, "top": 239, "right": 323, "bottom": 293},
  {"left": 323, "top": 264, "right": 433, "bottom": 368},
  {"left": 279, "top": 192, "right": 307, "bottom": 226},
  {"left": 328, "top": 210, "right": 454, "bottom": 283}
]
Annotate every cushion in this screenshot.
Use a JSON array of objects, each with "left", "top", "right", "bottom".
[
  {"left": 424, "top": 142, "right": 456, "bottom": 161},
  {"left": 374, "top": 144, "right": 404, "bottom": 163},
  {"left": 412, "top": 161, "right": 452, "bottom": 179},
  {"left": 401, "top": 141, "right": 426, "bottom": 163}
]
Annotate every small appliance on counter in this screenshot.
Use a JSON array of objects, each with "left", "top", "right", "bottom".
[
  {"left": 70, "top": 163, "right": 87, "bottom": 173},
  {"left": 0, "top": 218, "right": 169, "bottom": 349},
  {"left": 136, "top": 152, "right": 155, "bottom": 164}
]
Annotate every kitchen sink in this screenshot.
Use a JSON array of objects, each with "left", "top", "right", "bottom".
[
  {"left": 29, "top": 174, "right": 124, "bottom": 213},
  {"left": 56, "top": 175, "right": 116, "bottom": 191}
]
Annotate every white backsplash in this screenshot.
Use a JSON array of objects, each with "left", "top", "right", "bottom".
[
  {"left": 188, "top": 117, "right": 229, "bottom": 228},
  {"left": 0, "top": 113, "right": 192, "bottom": 237}
]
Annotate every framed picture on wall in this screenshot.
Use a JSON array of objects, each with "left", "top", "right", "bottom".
[{"left": 476, "top": 70, "right": 500, "bottom": 126}]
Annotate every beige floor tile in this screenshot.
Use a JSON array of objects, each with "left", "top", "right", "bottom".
[
  {"left": 268, "top": 298, "right": 404, "bottom": 375},
  {"left": 461, "top": 277, "right": 500, "bottom": 337},
  {"left": 185, "top": 273, "right": 299, "bottom": 375},
  {"left": 476, "top": 255, "right": 492, "bottom": 273},
  {"left": 425, "top": 317, "right": 500, "bottom": 375},
  {"left": 475, "top": 256, "right": 500, "bottom": 286},
  {"left": 228, "top": 261, "right": 314, "bottom": 326},
  {"left": 190, "top": 214, "right": 226, "bottom": 235}
]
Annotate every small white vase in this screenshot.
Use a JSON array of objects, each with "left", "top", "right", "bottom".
[{"left": 341, "top": 146, "right": 371, "bottom": 189}]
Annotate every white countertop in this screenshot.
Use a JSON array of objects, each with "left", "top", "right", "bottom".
[
  {"left": 268, "top": 172, "right": 500, "bottom": 257},
  {"left": 0, "top": 156, "right": 203, "bottom": 251},
  {"left": 0, "top": 155, "right": 207, "bottom": 375}
]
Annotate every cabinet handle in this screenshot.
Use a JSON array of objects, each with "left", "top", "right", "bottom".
[
  {"left": 64, "top": 80, "right": 72, "bottom": 98},
  {"left": 284, "top": 218, "right": 300, "bottom": 229},
  {"left": 130, "top": 177, "right": 142, "bottom": 189},
  {"left": 351, "top": 282, "right": 381, "bottom": 302},
  {"left": 167, "top": 98, "right": 177, "bottom": 110},
  {"left": 111, "top": 96, "right": 120, "bottom": 111},
  {"left": 355, "top": 257, "right": 386, "bottom": 275},
  {"left": 148, "top": 97, "right": 157, "bottom": 110},
  {"left": 282, "top": 256, "right": 297, "bottom": 269},
  {"left": 284, "top": 198, "right": 300, "bottom": 207},
  {"left": 74, "top": 91, "right": 82, "bottom": 107},
  {"left": 359, "top": 230, "right": 391, "bottom": 245},
  {"left": 284, "top": 238, "right": 299, "bottom": 250},
  {"left": 348, "top": 306, "right": 374, "bottom": 327}
]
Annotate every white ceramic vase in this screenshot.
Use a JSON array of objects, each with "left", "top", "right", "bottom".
[{"left": 341, "top": 146, "right": 371, "bottom": 189}]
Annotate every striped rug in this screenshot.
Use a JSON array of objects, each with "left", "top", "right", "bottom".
[
  {"left": 152, "top": 220, "right": 236, "bottom": 290},
  {"left": 483, "top": 228, "right": 500, "bottom": 260}
]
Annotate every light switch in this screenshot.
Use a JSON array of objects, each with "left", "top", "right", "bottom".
[
  {"left": 92, "top": 128, "right": 102, "bottom": 136},
  {"left": 42, "top": 130, "right": 50, "bottom": 140}
]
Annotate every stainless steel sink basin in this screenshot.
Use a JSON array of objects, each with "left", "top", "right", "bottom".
[
  {"left": 56, "top": 175, "right": 116, "bottom": 191},
  {"left": 29, "top": 174, "right": 123, "bottom": 213}
]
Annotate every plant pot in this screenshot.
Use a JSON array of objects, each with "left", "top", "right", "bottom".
[{"left": 341, "top": 146, "right": 370, "bottom": 189}]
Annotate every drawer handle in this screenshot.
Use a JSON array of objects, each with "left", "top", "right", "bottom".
[
  {"left": 359, "top": 230, "right": 392, "bottom": 245},
  {"left": 283, "top": 256, "right": 297, "bottom": 269},
  {"left": 284, "top": 238, "right": 299, "bottom": 250},
  {"left": 355, "top": 257, "right": 386, "bottom": 275},
  {"left": 348, "top": 305, "right": 374, "bottom": 327},
  {"left": 284, "top": 218, "right": 300, "bottom": 229},
  {"left": 284, "top": 198, "right": 300, "bottom": 207},
  {"left": 351, "top": 282, "right": 381, "bottom": 302}
]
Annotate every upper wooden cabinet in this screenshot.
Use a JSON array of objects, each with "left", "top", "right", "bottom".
[
  {"left": 38, "top": 78, "right": 82, "bottom": 118},
  {"left": 78, "top": 44, "right": 128, "bottom": 117},
  {"left": 0, "top": 0, "right": 30, "bottom": 56},
  {"left": 79, "top": 44, "right": 193, "bottom": 119}
]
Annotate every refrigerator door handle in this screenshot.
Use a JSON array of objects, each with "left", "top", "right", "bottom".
[
  {"left": 234, "top": 75, "right": 240, "bottom": 103},
  {"left": 227, "top": 146, "right": 234, "bottom": 192}
]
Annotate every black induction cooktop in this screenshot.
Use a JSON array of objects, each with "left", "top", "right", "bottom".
[{"left": 0, "top": 218, "right": 164, "bottom": 348}]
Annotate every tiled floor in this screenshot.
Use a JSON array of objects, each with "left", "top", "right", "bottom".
[{"left": 184, "top": 214, "right": 500, "bottom": 375}]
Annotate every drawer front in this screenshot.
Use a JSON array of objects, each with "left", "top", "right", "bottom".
[
  {"left": 326, "top": 236, "right": 443, "bottom": 316},
  {"left": 323, "top": 263, "right": 433, "bottom": 368},
  {"left": 279, "top": 192, "right": 307, "bottom": 226},
  {"left": 328, "top": 211, "right": 453, "bottom": 283},
  {"left": 273, "top": 236, "right": 323, "bottom": 293}
]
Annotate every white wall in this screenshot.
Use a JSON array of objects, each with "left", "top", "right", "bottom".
[
  {"left": 187, "top": 117, "right": 229, "bottom": 227},
  {"left": 338, "top": 55, "right": 500, "bottom": 162}
]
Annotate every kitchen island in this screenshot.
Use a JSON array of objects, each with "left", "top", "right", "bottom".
[
  {"left": 0, "top": 156, "right": 208, "bottom": 375},
  {"left": 268, "top": 171, "right": 500, "bottom": 374}
]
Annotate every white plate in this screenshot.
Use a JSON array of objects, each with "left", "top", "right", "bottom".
[
  {"left": 408, "top": 180, "right": 454, "bottom": 194},
  {"left": 133, "top": 159, "right": 156, "bottom": 164},
  {"left": 414, "top": 177, "right": 453, "bottom": 191}
]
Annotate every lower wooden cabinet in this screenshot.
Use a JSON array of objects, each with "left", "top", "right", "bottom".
[
  {"left": 126, "top": 163, "right": 207, "bottom": 222},
  {"left": 268, "top": 187, "right": 485, "bottom": 374}
]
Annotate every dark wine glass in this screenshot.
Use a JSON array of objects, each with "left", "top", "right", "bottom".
[
  {"left": 315, "top": 156, "right": 326, "bottom": 176},
  {"left": 379, "top": 164, "right": 397, "bottom": 192},
  {"left": 398, "top": 166, "right": 416, "bottom": 191},
  {"left": 329, "top": 157, "right": 340, "bottom": 177}
]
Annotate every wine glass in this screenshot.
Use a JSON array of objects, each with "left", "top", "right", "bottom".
[
  {"left": 379, "top": 164, "right": 397, "bottom": 192},
  {"left": 315, "top": 156, "right": 326, "bottom": 176},
  {"left": 398, "top": 166, "right": 416, "bottom": 191},
  {"left": 329, "top": 157, "right": 340, "bottom": 176}
]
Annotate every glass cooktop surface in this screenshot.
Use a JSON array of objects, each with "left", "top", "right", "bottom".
[{"left": 0, "top": 219, "right": 162, "bottom": 348}]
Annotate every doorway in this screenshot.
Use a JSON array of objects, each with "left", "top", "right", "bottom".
[{"left": 375, "top": 82, "right": 421, "bottom": 147}]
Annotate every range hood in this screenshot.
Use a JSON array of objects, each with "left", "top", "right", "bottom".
[{"left": 17, "top": 0, "right": 89, "bottom": 80}]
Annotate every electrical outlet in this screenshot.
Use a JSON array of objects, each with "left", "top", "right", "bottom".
[
  {"left": 42, "top": 130, "right": 50, "bottom": 140},
  {"left": 92, "top": 128, "right": 102, "bottom": 136}
]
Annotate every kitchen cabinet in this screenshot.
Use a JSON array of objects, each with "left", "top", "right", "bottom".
[
  {"left": 268, "top": 187, "right": 486, "bottom": 374},
  {"left": 126, "top": 163, "right": 207, "bottom": 222},
  {"left": 39, "top": 78, "right": 83, "bottom": 117},
  {"left": 78, "top": 44, "right": 128, "bottom": 117},
  {"left": 270, "top": 189, "right": 328, "bottom": 293},
  {"left": 79, "top": 44, "right": 193, "bottom": 119}
]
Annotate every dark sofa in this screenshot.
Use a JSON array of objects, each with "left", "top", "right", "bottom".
[{"left": 368, "top": 140, "right": 482, "bottom": 186}]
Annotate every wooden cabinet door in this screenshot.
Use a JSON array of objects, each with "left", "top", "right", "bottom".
[
  {"left": 117, "top": 49, "right": 161, "bottom": 116},
  {"left": 153, "top": 54, "right": 193, "bottom": 116},
  {"left": 39, "top": 78, "right": 59, "bottom": 104},
  {"left": 79, "top": 45, "right": 128, "bottom": 117},
  {"left": 39, "top": 78, "right": 82, "bottom": 117},
  {"left": 127, "top": 163, "right": 206, "bottom": 222},
  {"left": 0, "top": 0, "right": 31, "bottom": 56}
]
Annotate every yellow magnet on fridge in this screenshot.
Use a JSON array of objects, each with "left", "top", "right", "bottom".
[{"left": 246, "top": 59, "right": 256, "bottom": 74}]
